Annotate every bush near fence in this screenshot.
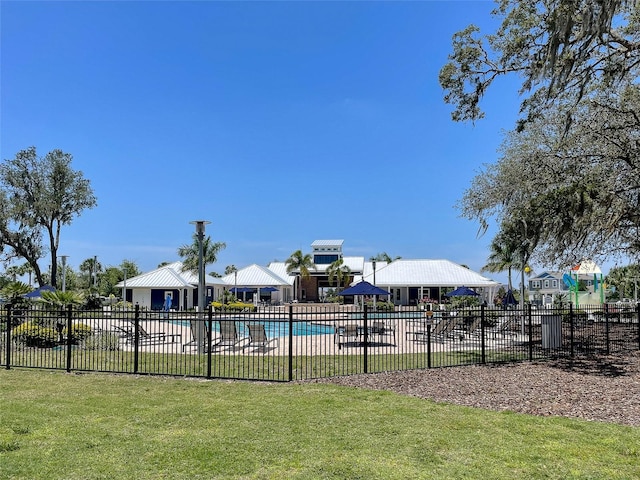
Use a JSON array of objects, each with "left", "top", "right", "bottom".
[{"left": 2, "top": 303, "right": 638, "bottom": 381}]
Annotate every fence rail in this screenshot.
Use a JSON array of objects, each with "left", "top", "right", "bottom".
[{"left": 2, "top": 303, "right": 639, "bottom": 381}]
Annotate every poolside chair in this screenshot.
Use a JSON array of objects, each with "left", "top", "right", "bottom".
[
  {"left": 182, "top": 319, "right": 204, "bottom": 352},
  {"left": 493, "top": 315, "right": 520, "bottom": 338},
  {"left": 431, "top": 315, "right": 463, "bottom": 342},
  {"left": 405, "top": 318, "right": 432, "bottom": 342},
  {"left": 115, "top": 321, "right": 167, "bottom": 345},
  {"left": 334, "top": 324, "right": 361, "bottom": 350},
  {"left": 243, "top": 323, "right": 279, "bottom": 352},
  {"left": 465, "top": 316, "right": 483, "bottom": 338},
  {"left": 370, "top": 320, "right": 396, "bottom": 345},
  {"left": 210, "top": 320, "right": 246, "bottom": 351}
]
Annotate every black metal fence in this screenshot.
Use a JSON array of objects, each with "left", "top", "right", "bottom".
[{"left": 2, "top": 303, "right": 638, "bottom": 381}]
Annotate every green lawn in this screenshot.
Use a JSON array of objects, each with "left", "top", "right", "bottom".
[{"left": 1, "top": 369, "right": 638, "bottom": 480}]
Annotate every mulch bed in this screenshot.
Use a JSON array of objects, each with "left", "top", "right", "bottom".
[{"left": 310, "top": 352, "right": 640, "bottom": 426}]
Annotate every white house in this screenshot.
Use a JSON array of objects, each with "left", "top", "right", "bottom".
[{"left": 118, "top": 240, "right": 502, "bottom": 309}]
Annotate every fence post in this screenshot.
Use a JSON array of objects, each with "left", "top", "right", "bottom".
[
  {"left": 427, "top": 322, "right": 431, "bottom": 369},
  {"left": 527, "top": 303, "right": 533, "bottom": 361},
  {"left": 133, "top": 304, "right": 140, "bottom": 374},
  {"left": 480, "top": 305, "right": 486, "bottom": 364},
  {"left": 288, "top": 304, "right": 293, "bottom": 381},
  {"left": 637, "top": 303, "right": 640, "bottom": 351},
  {"left": 4, "top": 304, "right": 11, "bottom": 370},
  {"left": 569, "top": 303, "right": 575, "bottom": 358},
  {"left": 66, "top": 304, "right": 73, "bottom": 373},
  {"left": 206, "top": 305, "right": 213, "bottom": 379},
  {"left": 605, "top": 304, "right": 611, "bottom": 356},
  {"left": 363, "top": 304, "right": 368, "bottom": 374}
]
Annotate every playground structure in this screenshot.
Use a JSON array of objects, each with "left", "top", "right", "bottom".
[{"left": 562, "top": 260, "right": 605, "bottom": 307}]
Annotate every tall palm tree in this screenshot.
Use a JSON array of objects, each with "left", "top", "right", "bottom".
[
  {"left": 482, "top": 236, "right": 520, "bottom": 291},
  {"left": 178, "top": 234, "right": 226, "bottom": 275},
  {"left": 326, "top": 258, "right": 352, "bottom": 294},
  {"left": 79, "top": 257, "right": 102, "bottom": 291},
  {"left": 370, "top": 252, "right": 401, "bottom": 263},
  {"left": 285, "top": 250, "right": 315, "bottom": 301}
]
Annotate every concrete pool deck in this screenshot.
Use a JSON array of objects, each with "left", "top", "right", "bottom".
[{"left": 96, "top": 310, "right": 527, "bottom": 357}]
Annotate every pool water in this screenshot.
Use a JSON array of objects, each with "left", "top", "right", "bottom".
[
  {"left": 237, "top": 321, "right": 334, "bottom": 338},
  {"left": 174, "top": 319, "right": 334, "bottom": 337},
  {"left": 348, "top": 311, "right": 424, "bottom": 320}
]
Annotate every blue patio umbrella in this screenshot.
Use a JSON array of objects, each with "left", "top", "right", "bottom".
[
  {"left": 23, "top": 285, "right": 56, "bottom": 298},
  {"left": 260, "top": 286, "right": 279, "bottom": 292},
  {"left": 502, "top": 289, "right": 518, "bottom": 305},
  {"left": 445, "top": 286, "right": 480, "bottom": 297},
  {"left": 230, "top": 287, "right": 255, "bottom": 293},
  {"left": 338, "top": 281, "right": 390, "bottom": 296}
]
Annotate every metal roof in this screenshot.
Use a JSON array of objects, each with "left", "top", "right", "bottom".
[
  {"left": 117, "top": 258, "right": 499, "bottom": 291},
  {"left": 311, "top": 239, "right": 344, "bottom": 248},
  {"left": 116, "top": 262, "right": 196, "bottom": 289},
  {"left": 354, "top": 259, "right": 499, "bottom": 287},
  {"left": 267, "top": 262, "right": 296, "bottom": 286},
  {"left": 220, "top": 264, "right": 291, "bottom": 287}
]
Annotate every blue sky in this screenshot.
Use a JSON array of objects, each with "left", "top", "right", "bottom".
[{"left": 2, "top": 1, "right": 524, "bottom": 283}]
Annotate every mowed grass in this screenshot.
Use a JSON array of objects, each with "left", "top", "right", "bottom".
[{"left": 1, "top": 369, "right": 638, "bottom": 480}]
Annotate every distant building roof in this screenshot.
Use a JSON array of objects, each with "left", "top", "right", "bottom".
[
  {"left": 571, "top": 260, "right": 602, "bottom": 274},
  {"left": 267, "top": 262, "right": 296, "bottom": 286},
  {"left": 220, "top": 264, "right": 291, "bottom": 287},
  {"left": 116, "top": 262, "right": 196, "bottom": 289},
  {"left": 355, "top": 259, "right": 499, "bottom": 288},
  {"left": 311, "top": 239, "right": 344, "bottom": 249}
]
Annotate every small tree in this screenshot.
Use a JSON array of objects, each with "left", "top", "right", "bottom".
[
  {"left": 285, "top": 250, "right": 316, "bottom": 301},
  {"left": 326, "top": 258, "right": 352, "bottom": 294},
  {"left": 0, "top": 147, "right": 97, "bottom": 288},
  {"left": 178, "top": 234, "right": 226, "bottom": 275}
]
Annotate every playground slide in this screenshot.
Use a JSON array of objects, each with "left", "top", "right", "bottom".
[{"left": 562, "top": 273, "right": 577, "bottom": 288}]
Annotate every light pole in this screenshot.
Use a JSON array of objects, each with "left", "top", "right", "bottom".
[
  {"left": 372, "top": 260, "right": 377, "bottom": 285},
  {"left": 93, "top": 255, "right": 98, "bottom": 291},
  {"left": 372, "top": 259, "right": 377, "bottom": 311},
  {"left": 122, "top": 267, "right": 127, "bottom": 304},
  {"left": 190, "top": 220, "right": 210, "bottom": 354},
  {"left": 60, "top": 255, "right": 68, "bottom": 292}
]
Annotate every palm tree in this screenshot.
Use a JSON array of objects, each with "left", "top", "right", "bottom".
[
  {"left": 178, "top": 234, "right": 226, "bottom": 275},
  {"left": 79, "top": 257, "right": 102, "bottom": 291},
  {"left": 0, "top": 281, "right": 32, "bottom": 305},
  {"left": 40, "top": 290, "right": 84, "bottom": 307},
  {"left": 370, "top": 252, "right": 401, "bottom": 263},
  {"left": 285, "top": 250, "right": 315, "bottom": 301},
  {"left": 326, "top": 258, "right": 352, "bottom": 294},
  {"left": 482, "top": 235, "right": 521, "bottom": 291}
]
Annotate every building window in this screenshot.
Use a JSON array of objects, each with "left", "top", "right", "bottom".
[
  {"left": 544, "top": 280, "right": 549, "bottom": 288},
  {"left": 314, "top": 254, "right": 339, "bottom": 264}
]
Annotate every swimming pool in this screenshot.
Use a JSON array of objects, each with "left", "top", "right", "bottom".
[
  {"left": 239, "top": 321, "right": 334, "bottom": 337},
  {"left": 174, "top": 319, "right": 334, "bottom": 337},
  {"left": 347, "top": 311, "right": 424, "bottom": 320}
]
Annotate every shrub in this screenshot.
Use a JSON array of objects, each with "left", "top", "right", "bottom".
[
  {"left": 63, "top": 323, "right": 92, "bottom": 344},
  {"left": 210, "top": 301, "right": 256, "bottom": 312},
  {"left": 365, "top": 300, "right": 394, "bottom": 311},
  {"left": 81, "top": 295, "right": 103, "bottom": 310},
  {"left": 12, "top": 321, "right": 57, "bottom": 348}
]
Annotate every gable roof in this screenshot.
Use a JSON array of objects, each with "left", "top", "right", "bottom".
[
  {"left": 267, "top": 262, "right": 296, "bottom": 286},
  {"left": 221, "top": 264, "right": 291, "bottom": 287},
  {"left": 530, "top": 271, "right": 563, "bottom": 281},
  {"left": 116, "top": 262, "right": 196, "bottom": 289},
  {"left": 356, "top": 259, "right": 499, "bottom": 287}
]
